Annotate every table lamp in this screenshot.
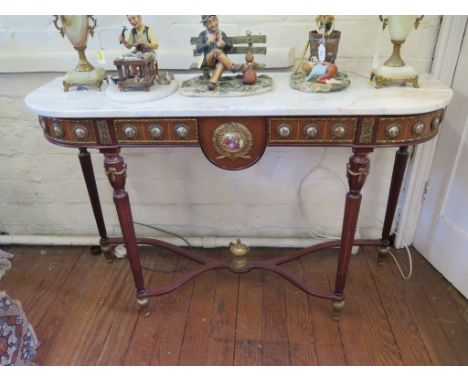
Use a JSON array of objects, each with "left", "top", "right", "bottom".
[
  {"left": 53, "top": 15, "right": 107, "bottom": 91},
  {"left": 371, "top": 15, "right": 424, "bottom": 88}
]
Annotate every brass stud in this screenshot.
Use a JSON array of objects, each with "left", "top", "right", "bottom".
[
  {"left": 412, "top": 121, "right": 425, "bottom": 136},
  {"left": 123, "top": 124, "right": 137, "bottom": 139},
  {"left": 386, "top": 123, "right": 401, "bottom": 139},
  {"left": 73, "top": 125, "right": 88, "bottom": 139},
  {"left": 432, "top": 116, "right": 441, "bottom": 131},
  {"left": 175, "top": 124, "right": 189, "bottom": 139},
  {"left": 332, "top": 124, "right": 346, "bottom": 138},
  {"left": 148, "top": 124, "right": 163, "bottom": 139},
  {"left": 51, "top": 123, "right": 64, "bottom": 138},
  {"left": 277, "top": 123, "right": 292, "bottom": 138},
  {"left": 304, "top": 124, "right": 320, "bottom": 138}
]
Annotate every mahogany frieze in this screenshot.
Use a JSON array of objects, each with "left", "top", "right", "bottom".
[{"left": 39, "top": 109, "right": 444, "bottom": 153}]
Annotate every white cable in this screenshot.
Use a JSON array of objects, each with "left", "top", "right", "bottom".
[
  {"left": 298, "top": 146, "right": 413, "bottom": 280},
  {"left": 298, "top": 148, "right": 347, "bottom": 240},
  {"left": 387, "top": 230, "right": 413, "bottom": 280},
  {"left": 369, "top": 213, "right": 413, "bottom": 281}
]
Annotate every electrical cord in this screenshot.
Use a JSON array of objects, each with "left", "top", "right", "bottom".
[
  {"left": 298, "top": 148, "right": 347, "bottom": 240},
  {"left": 298, "top": 149, "right": 413, "bottom": 280},
  {"left": 134, "top": 221, "right": 192, "bottom": 248},
  {"left": 134, "top": 221, "right": 193, "bottom": 273},
  {"left": 386, "top": 230, "right": 413, "bottom": 280},
  {"left": 356, "top": 208, "right": 413, "bottom": 281}
]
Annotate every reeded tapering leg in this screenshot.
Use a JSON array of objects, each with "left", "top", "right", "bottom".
[
  {"left": 333, "top": 148, "right": 372, "bottom": 320},
  {"left": 78, "top": 148, "right": 112, "bottom": 262},
  {"left": 102, "top": 149, "right": 146, "bottom": 303},
  {"left": 378, "top": 146, "right": 409, "bottom": 265}
]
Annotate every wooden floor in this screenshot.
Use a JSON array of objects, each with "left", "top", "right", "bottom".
[{"left": 0, "top": 244, "right": 467, "bottom": 365}]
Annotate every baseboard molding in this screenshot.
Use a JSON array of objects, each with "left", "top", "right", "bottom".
[{"left": 0, "top": 234, "right": 364, "bottom": 254}]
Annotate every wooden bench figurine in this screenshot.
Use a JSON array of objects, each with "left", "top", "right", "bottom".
[
  {"left": 190, "top": 16, "right": 266, "bottom": 91},
  {"left": 190, "top": 31, "right": 267, "bottom": 80}
]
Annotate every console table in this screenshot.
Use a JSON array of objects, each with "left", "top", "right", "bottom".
[{"left": 25, "top": 72, "right": 452, "bottom": 320}]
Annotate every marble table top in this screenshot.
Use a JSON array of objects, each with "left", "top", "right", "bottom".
[{"left": 25, "top": 71, "right": 453, "bottom": 118}]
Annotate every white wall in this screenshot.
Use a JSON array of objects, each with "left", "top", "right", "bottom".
[{"left": 0, "top": 15, "right": 441, "bottom": 244}]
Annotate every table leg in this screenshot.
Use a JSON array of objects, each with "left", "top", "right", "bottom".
[
  {"left": 102, "top": 149, "right": 147, "bottom": 306},
  {"left": 116, "top": 64, "right": 125, "bottom": 91},
  {"left": 378, "top": 146, "right": 410, "bottom": 265},
  {"left": 78, "top": 148, "right": 112, "bottom": 261},
  {"left": 333, "top": 148, "right": 372, "bottom": 320}
]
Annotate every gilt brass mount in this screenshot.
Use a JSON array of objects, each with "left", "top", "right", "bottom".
[
  {"left": 230, "top": 239, "right": 250, "bottom": 269},
  {"left": 377, "top": 246, "right": 389, "bottom": 266},
  {"left": 213, "top": 122, "right": 253, "bottom": 160}
]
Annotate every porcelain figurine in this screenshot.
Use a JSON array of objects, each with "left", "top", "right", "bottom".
[
  {"left": 291, "top": 16, "right": 349, "bottom": 93},
  {"left": 119, "top": 15, "right": 159, "bottom": 60},
  {"left": 113, "top": 16, "right": 161, "bottom": 92},
  {"left": 195, "top": 15, "right": 246, "bottom": 90},
  {"left": 106, "top": 16, "right": 177, "bottom": 101},
  {"left": 181, "top": 17, "right": 272, "bottom": 97},
  {"left": 303, "top": 57, "right": 338, "bottom": 83},
  {"left": 241, "top": 52, "right": 258, "bottom": 85}
]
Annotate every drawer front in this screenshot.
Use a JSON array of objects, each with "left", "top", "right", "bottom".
[
  {"left": 113, "top": 118, "right": 198, "bottom": 144},
  {"left": 268, "top": 117, "right": 357, "bottom": 144},
  {"left": 41, "top": 117, "right": 97, "bottom": 145},
  {"left": 376, "top": 111, "right": 442, "bottom": 144}
]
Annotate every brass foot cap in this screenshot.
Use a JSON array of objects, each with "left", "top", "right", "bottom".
[
  {"left": 377, "top": 246, "right": 389, "bottom": 266},
  {"left": 136, "top": 297, "right": 149, "bottom": 306},
  {"left": 331, "top": 299, "right": 345, "bottom": 321},
  {"left": 101, "top": 244, "right": 114, "bottom": 263}
]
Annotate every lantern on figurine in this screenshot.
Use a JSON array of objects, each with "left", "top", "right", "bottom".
[
  {"left": 53, "top": 15, "right": 107, "bottom": 91},
  {"left": 371, "top": 15, "right": 424, "bottom": 88}
]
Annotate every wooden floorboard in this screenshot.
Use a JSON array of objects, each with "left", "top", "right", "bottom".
[
  {"left": 234, "top": 257, "right": 263, "bottom": 366},
  {"left": 261, "top": 263, "right": 290, "bottom": 365},
  {"left": 34, "top": 247, "right": 97, "bottom": 364},
  {"left": 346, "top": 250, "right": 403, "bottom": 365},
  {"left": 205, "top": 268, "right": 239, "bottom": 366},
  {"left": 122, "top": 247, "right": 176, "bottom": 366},
  {"left": 407, "top": 252, "right": 468, "bottom": 363},
  {"left": 177, "top": 250, "right": 219, "bottom": 365},
  {"left": 284, "top": 258, "right": 318, "bottom": 365},
  {"left": 363, "top": 246, "right": 433, "bottom": 365},
  {"left": 1, "top": 244, "right": 467, "bottom": 366},
  {"left": 300, "top": 252, "right": 346, "bottom": 365},
  {"left": 149, "top": 255, "right": 197, "bottom": 365}
]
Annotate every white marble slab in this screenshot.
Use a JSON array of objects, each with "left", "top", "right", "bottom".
[{"left": 25, "top": 71, "right": 453, "bottom": 118}]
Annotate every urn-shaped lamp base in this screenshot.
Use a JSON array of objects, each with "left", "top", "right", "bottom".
[
  {"left": 63, "top": 67, "right": 108, "bottom": 92},
  {"left": 371, "top": 65, "right": 419, "bottom": 89}
]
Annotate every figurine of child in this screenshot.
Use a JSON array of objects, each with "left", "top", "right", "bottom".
[
  {"left": 303, "top": 56, "right": 337, "bottom": 83},
  {"left": 195, "top": 15, "right": 245, "bottom": 90},
  {"left": 242, "top": 52, "right": 259, "bottom": 85}
]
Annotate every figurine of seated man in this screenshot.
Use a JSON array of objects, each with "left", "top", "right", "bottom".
[
  {"left": 119, "top": 15, "right": 158, "bottom": 77},
  {"left": 303, "top": 56, "right": 337, "bottom": 83},
  {"left": 195, "top": 15, "right": 245, "bottom": 90}
]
